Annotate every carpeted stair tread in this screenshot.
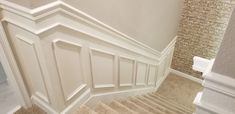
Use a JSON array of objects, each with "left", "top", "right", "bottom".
[
  {"left": 120, "top": 100, "right": 153, "bottom": 114},
  {"left": 136, "top": 95, "right": 177, "bottom": 114},
  {"left": 146, "top": 94, "right": 192, "bottom": 114},
  {"left": 76, "top": 92, "right": 195, "bottom": 114},
  {"left": 154, "top": 93, "right": 193, "bottom": 109},
  {"left": 143, "top": 94, "right": 187, "bottom": 114},
  {"left": 108, "top": 100, "right": 137, "bottom": 114},
  {"left": 150, "top": 93, "right": 193, "bottom": 113},
  {"left": 94, "top": 102, "right": 119, "bottom": 114},
  {"left": 128, "top": 97, "right": 164, "bottom": 114},
  {"left": 75, "top": 106, "right": 98, "bottom": 114}
]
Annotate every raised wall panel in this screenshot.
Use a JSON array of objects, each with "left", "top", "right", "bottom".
[
  {"left": 119, "top": 57, "right": 134, "bottom": 87},
  {"left": 136, "top": 62, "right": 148, "bottom": 86},
  {"left": 53, "top": 39, "right": 86, "bottom": 102},
  {"left": 90, "top": 48, "right": 115, "bottom": 89},
  {"left": 16, "top": 35, "right": 49, "bottom": 103},
  {"left": 148, "top": 65, "right": 157, "bottom": 85}
]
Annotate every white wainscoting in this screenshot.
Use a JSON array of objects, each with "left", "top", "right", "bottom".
[
  {"left": 53, "top": 39, "right": 87, "bottom": 103},
  {"left": 90, "top": 48, "right": 116, "bottom": 89},
  {"left": 16, "top": 35, "right": 50, "bottom": 104},
  {"left": 0, "top": 1, "right": 177, "bottom": 113},
  {"left": 118, "top": 56, "right": 135, "bottom": 87}
]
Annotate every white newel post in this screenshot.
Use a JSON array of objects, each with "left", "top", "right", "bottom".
[{"left": 193, "top": 8, "right": 235, "bottom": 114}]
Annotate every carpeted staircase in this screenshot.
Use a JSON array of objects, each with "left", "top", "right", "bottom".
[{"left": 74, "top": 93, "right": 194, "bottom": 114}]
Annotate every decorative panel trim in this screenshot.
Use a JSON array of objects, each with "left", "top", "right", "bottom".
[
  {"left": 135, "top": 61, "right": 148, "bottom": 86},
  {"left": 147, "top": 64, "right": 158, "bottom": 86},
  {"left": 52, "top": 39, "right": 86, "bottom": 102},
  {"left": 90, "top": 48, "right": 116, "bottom": 89},
  {"left": 118, "top": 56, "right": 135, "bottom": 87},
  {"left": 17, "top": 35, "right": 50, "bottom": 103}
]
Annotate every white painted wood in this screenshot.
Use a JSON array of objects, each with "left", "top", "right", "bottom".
[
  {"left": 16, "top": 35, "right": 50, "bottom": 103},
  {"left": 0, "top": 1, "right": 177, "bottom": 113},
  {"left": 90, "top": 48, "right": 115, "bottom": 89},
  {"left": 194, "top": 63, "right": 235, "bottom": 114},
  {"left": 118, "top": 57, "right": 135, "bottom": 87},
  {"left": 147, "top": 65, "right": 157, "bottom": 86},
  {"left": 0, "top": 23, "right": 32, "bottom": 108},
  {"left": 53, "top": 39, "right": 86, "bottom": 102},
  {"left": 135, "top": 62, "right": 148, "bottom": 86}
]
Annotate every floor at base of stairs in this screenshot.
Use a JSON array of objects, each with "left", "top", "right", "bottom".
[{"left": 157, "top": 73, "right": 203, "bottom": 110}]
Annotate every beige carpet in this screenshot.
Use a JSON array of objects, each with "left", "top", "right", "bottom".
[
  {"left": 14, "top": 105, "right": 46, "bottom": 114},
  {"left": 14, "top": 73, "right": 203, "bottom": 114},
  {"left": 157, "top": 73, "right": 203, "bottom": 110}
]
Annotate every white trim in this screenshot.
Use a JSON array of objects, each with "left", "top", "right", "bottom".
[
  {"left": 0, "top": 23, "right": 32, "bottom": 108},
  {"left": 203, "top": 71, "right": 235, "bottom": 98},
  {"left": 6, "top": 105, "right": 21, "bottom": 114},
  {"left": 170, "top": 68, "right": 203, "bottom": 84},
  {"left": 194, "top": 92, "right": 234, "bottom": 114},
  {"left": 155, "top": 68, "right": 171, "bottom": 90},
  {"left": 61, "top": 89, "right": 91, "bottom": 114},
  {"left": 0, "top": 1, "right": 177, "bottom": 113},
  {"left": 31, "top": 96, "right": 58, "bottom": 114}
]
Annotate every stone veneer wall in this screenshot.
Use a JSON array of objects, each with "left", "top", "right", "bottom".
[{"left": 172, "top": 0, "right": 235, "bottom": 78}]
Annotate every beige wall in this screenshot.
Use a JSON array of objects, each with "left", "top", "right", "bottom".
[
  {"left": 212, "top": 8, "right": 235, "bottom": 78},
  {"left": 62, "top": 0, "right": 184, "bottom": 51},
  {"left": 6, "top": 0, "right": 184, "bottom": 51},
  {"left": 6, "top": 0, "right": 55, "bottom": 9}
]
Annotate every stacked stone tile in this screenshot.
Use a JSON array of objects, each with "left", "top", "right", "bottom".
[{"left": 172, "top": 0, "right": 234, "bottom": 78}]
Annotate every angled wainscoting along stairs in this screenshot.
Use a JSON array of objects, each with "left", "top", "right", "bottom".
[{"left": 0, "top": 0, "right": 176, "bottom": 114}]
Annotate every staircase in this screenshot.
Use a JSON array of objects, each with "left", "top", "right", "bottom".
[{"left": 75, "top": 93, "right": 194, "bottom": 114}]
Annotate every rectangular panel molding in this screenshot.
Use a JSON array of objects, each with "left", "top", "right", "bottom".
[
  {"left": 147, "top": 65, "right": 158, "bottom": 85},
  {"left": 53, "top": 39, "right": 86, "bottom": 102},
  {"left": 90, "top": 48, "right": 115, "bottom": 89},
  {"left": 16, "top": 35, "right": 50, "bottom": 104},
  {"left": 135, "top": 61, "right": 148, "bottom": 86},
  {"left": 118, "top": 56, "right": 135, "bottom": 87}
]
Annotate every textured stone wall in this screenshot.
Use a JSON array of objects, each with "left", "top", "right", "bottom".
[{"left": 172, "top": 0, "right": 234, "bottom": 78}]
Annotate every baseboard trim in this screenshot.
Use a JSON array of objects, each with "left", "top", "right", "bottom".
[
  {"left": 7, "top": 105, "right": 21, "bottom": 114},
  {"left": 61, "top": 89, "right": 91, "bottom": 114},
  {"left": 170, "top": 68, "right": 203, "bottom": 84},
  {"left": 31, "top": 95, "right": 58, "bottom": 114},
  {"left": 31, "top": 89, "right": 91, "bottom": 114}
]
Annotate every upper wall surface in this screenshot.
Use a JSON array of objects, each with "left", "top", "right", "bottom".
[
  {"left": 5, "top": 0, "right": 184, "bottom": 51},
  {"left": 212, "top": 8, "right": 235, "bottom": 78}
]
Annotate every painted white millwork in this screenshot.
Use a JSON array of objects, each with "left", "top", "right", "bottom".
[
  {"left": 0, "top": 1, "right": 176, "bottom": 114},
  {"left": 194, "top": 9, "right": 235, "bottom": 114}
]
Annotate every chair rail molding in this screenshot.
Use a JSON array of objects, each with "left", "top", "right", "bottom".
[{"left": 0, "top": 1, "right": 177, "bottom": 113}]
